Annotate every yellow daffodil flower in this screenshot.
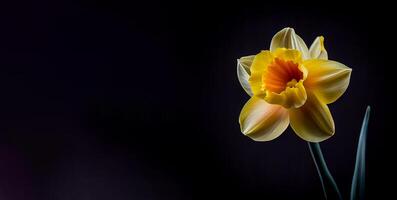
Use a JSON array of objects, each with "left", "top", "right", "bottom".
[{"left": 237, "top": 27, "right": 352, "bottom": 142}]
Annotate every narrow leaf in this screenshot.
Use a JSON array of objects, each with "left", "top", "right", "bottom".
[{"left": 350, "top": 106, "right": 371, "bottom": 200}]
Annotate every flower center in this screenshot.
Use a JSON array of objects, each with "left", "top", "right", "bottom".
[{"left": 262, "top": 58, "right": 303, "bottom": 93}]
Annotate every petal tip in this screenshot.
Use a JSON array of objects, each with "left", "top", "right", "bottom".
[{"left": 283, "top": 27, "right": 294, "bottom": 31}]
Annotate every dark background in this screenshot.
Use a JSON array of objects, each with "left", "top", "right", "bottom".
[{"left": 1, "top": 1, "right": 394, "bottom": 199}]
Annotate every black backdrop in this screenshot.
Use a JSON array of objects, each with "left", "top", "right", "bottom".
[{"left": 1, "top": 1, "right": 395, "bottom": 199}]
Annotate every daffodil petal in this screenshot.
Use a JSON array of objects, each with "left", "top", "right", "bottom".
[
  {"left": 239, "top": 97, "right": 289, "bottom": 141},
  {"left": 309, "top": 36, "right": 328, "bottom": 60},
  {"left": 289, "top": 92, "right": 335, "bottom": 142},
  {"left": 249, "top": 51, "right": 274, "bottom": 97},
  {"left": 304, "top": 59, "right": 352, "bottom": 104},
  {"left": 270, "top": 27, "right": 310, "bottom": 60},
  {"left": 237, "top": 55, "right": 255, "bottom": 96}
]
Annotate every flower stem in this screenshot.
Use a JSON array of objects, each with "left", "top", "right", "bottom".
[{"left": 308, "top": 142, "right": 343, "bottom": 200}]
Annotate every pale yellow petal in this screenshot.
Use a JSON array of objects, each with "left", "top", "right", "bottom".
[
  {"left": 309, "top": 36, "right": 328, "bottom": 60},
  {"left": 249, "top": 51, "right": 274, "bottom": 97},
  {"left": 304, "top": 59, "right": 352, "bottom": 104},
  {"left": 239, "top": 97, "right": 289, "bottom": 141},
  {"left": 270, "top": 27, "right": 310, "bottom": 60},
  {"left": 289, "top": 92, "right": 335, "bottom": 142},
  {"left": 237, "top": 55, "right": 255, "bottom": 96}
]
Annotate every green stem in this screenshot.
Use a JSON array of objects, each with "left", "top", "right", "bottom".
[{"left": 308, "top": 142, "right": 343, "bottom": 200}]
